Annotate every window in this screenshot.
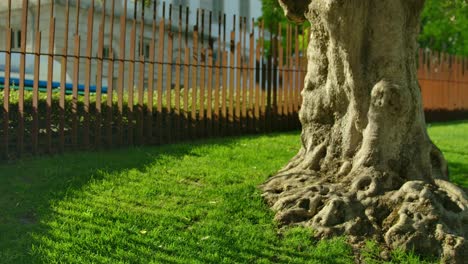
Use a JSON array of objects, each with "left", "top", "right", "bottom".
[
  {"left": 11, "top": 29, "right": 22, "bottom": 50},
  {"left": 173, "top": 0, "right": 187, "bottom": 7},
  {"left": 213, "top": 0, "right": 223, "bottom": 13},
  {"left": 198, "top": 0, "right": 223, "bottom": 22},
  {"left": 238, "top": 0, "right": 250, "bottom": 30},
  {"left": 138, "top": 41, "right": 151, "bottom": 59},
  {"left": 103, "top": 46, "right": 111, "bottom": 58}
]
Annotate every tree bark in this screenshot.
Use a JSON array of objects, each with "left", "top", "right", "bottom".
[{"left": 261, "top": 1, "right": 468, "bottom": 262}]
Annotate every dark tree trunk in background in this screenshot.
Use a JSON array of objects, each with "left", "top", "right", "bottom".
[{"left": 261, "top": 1, "right": 468, "bottom": 262}]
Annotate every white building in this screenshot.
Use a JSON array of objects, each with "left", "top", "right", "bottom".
[{"left": 0, "top": 0, "right": 262, "bottom": 89}]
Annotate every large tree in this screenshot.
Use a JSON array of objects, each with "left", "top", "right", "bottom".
[{"left": 260, "top": 1, "right": 468, "bottom": 262}]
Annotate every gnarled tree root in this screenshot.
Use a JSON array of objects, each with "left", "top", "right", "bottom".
[{"left": 261, "top": 170, "right": 468, "bottom": 263}]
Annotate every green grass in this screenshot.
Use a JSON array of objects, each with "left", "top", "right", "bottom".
[
  {"left": 0, "top": 121, "right": 467, "bottom": 263},
  {"left": 428, "top": 120, "right": 468, "bottom": 187}
]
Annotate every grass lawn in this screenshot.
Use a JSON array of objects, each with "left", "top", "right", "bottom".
[{"left": 0, "top": 121, "right": 466, "bottom": 264}]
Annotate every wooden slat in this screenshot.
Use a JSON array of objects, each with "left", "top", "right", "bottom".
[
  {"left": 72, "top": 0, "right": 82, "bottom": 150},
  {"left": 254, "top": 22, "right": 261, "bottom": 132},
  {"left": 106, "top": 0, "right": 116, "bottom": 147},
  {"left": 127, "top": 11, "right": 136, "bottom": 146},
  {"left": 241, "top": 17, "right": 248, "bottom": 132},
  {"left": 32, "top": 0, "right": 41, "bottom": 154},
  {"left": 213, "top": 12, "right": 222, "bottom": 137},
  {"left": 271, "top": 30, "right": 278, "bottom": 130},
  {"left": 137, "top": 54, "right": 145, "bottom": 144},
  {"left": 32, "top": 32, "right": 41, "bottom": 154},
  {"left": 266, "top": 45, "right": 272, "bottom": 133},
  {"left": 72, "top": 35, "right": 80, "bottom": 148},
  {"left": 235, "top": 18, "right": 242, "bottom": 134},
  {"left": 278, "top": 24, "right": 285, "bottom": 130},
  {"left": 294, "top": 26, "right": 300, "bottom": 115},
  {"left": 2, "top": 27, "right": 11, "bottom": 158},
  {"left": 198, "top": 10, "right": 206, "bottom": 138},
  {"left": 146, "top": 0, "right": 157, "bottom": 144},
  {"left": 83, "top": 3, "right": 94, "bottom": 148},
  {"left": 228, "top": 15, "right": 236, "bottom": 135},
  {"left": 2, "top": 1, "right": 11, "bottom": 158},
  {"left": 117, "top": 0, "right": 127, "bottom": 146},
  {"left": 59, "top": 0, "right": 69, "bottom": 152},
  {"left": 206, "top": 11, "right": 213, "bottom": 138},
  {"left": 260, "top": 22, "right": 266, "bottom": 132},
  {"left": 221, "top": 14, "right": 228, "bottom": 136},
  {"left": 239, "top": 17, "right": 248, "bottom": 133},
  {"left": 166, "top": 6, "right": 174, "bottom": 143},
  {"left": 183, "top": 47, "right": 190, "bottom": 138},
  {"left": 46, "top": 4, "right": 55, "bottom": 154},
  {"left": 248, "top": 18, "right": 255, "bottom": 133},
  {"left": 18, "top": 0, "right": 29, "bottom": 156},
  {"left": 95, "top": 0, "right": 106, "bottom": 148},
  {"left": 190, "top": 11, "right": 199, "bottom": 139},
  {"left": 183, "top": 7, "right": 190, "bottom": 139},
  {"left": 286, "top": 25, "right": 292, "bottom": 129},
  {"left": 174, "top": 5, "right": 183, "bottom": 141},
  {"left": 156, "top": 4, "right": 166, "bottom": 143},
  {"left": 137, "top": 4, "right": 146, "bottom": 145}
]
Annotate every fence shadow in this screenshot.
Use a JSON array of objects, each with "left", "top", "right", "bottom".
[{"left": 0, "top": 132, "right": 301, "bottom": 263}]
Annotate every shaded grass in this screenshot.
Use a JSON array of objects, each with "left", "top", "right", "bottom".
[{"left": 0, "top": 121, "right": 466, "bottom": 263}]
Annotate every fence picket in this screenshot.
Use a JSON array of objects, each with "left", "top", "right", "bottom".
[
  {"left": 18, "top": 0, "right": 29, "bottom": 156},
  {"left": 248, "top": 19, "right": 255, "bottom": 133},
  {"left": 83, "top": 2, "right": 94, "bottom": 149},
  {"left": 278, "top": 25, "right": 285, "bottom": 130},
  {"left": 213, "top": 12, "right": 222, "bottom": 137},
  {"left": 198, "top": 10, "right": 206, "bottom": 138},
  {"left": 228, "top": 15, "right": 236, "bottom": 135},
  {"left": 191, "top": 11, "right": 199, "bottom": 139},
  {"left": 206, "top": 11, "right": 214, "bottom": 138},
  {"left": 166, "top": 6, "right": 174, "bottom": 143},
  {"left": 46, "top": 3, "right": 55, "bottom": 154},
  {"left": 241, "top": 17, "right": 248, "bottom": 132},
  {"left": 2, "top": 26, "right": 11, "bottom": 158},
  {"left": 117, "top": 0, "right": 127, "bottom": 146},
  {"left": 33, "top": 33, "right": 41, "bottom": 154},
  {"left": 95, "top": 0, "right": 106, "bottom": 148},
  {"left": 127, "top": 5, "right": 137, "bottom": 146},
  {"left": 221, "top": 14, "right": 228, "bottom": 136},
  {"left": 235, "top": 18, "right": 242, "bottom": 135},
  {"left": 254, "top": 22, "right": 261, "bottom": 132},
  {"left": 174, "top": 5, "right": 183, "bottom": 141},
  {"left": 106, "top": 0, "right": 116, "bottom": 147},
  {"left": 157, "top": 4, "right": 166, "bottom": 143},
  {"left": 183, "top": 7, "right": 190, "bottom": 139},
  {"left": 146, "top": 0, "right": 157, "bottom": 144},
  {"left": 59, "top": 0, "right": 69, "bottom": 152}
]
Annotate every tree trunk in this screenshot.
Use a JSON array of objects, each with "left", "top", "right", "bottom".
[{"left": 261, "top": 1, "right": 468, "bottom": 262}]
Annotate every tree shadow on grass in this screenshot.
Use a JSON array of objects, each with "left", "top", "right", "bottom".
[{"left": 448, "top": 161, "right": 468, "bottom": 189}]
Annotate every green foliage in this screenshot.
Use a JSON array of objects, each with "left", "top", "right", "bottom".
[
  {"left": 419, "top": 0, "right": 468, "bottom": 56},
  {"left": 257, "top": 0, "right": 310, "bottom": 57}
]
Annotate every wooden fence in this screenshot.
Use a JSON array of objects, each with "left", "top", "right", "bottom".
[
  {"left": 0, "top": 0, "right": 467, "bottom": 160},
  {"left": 418, "top": 50, "right": 468, "bottom": 112}
]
